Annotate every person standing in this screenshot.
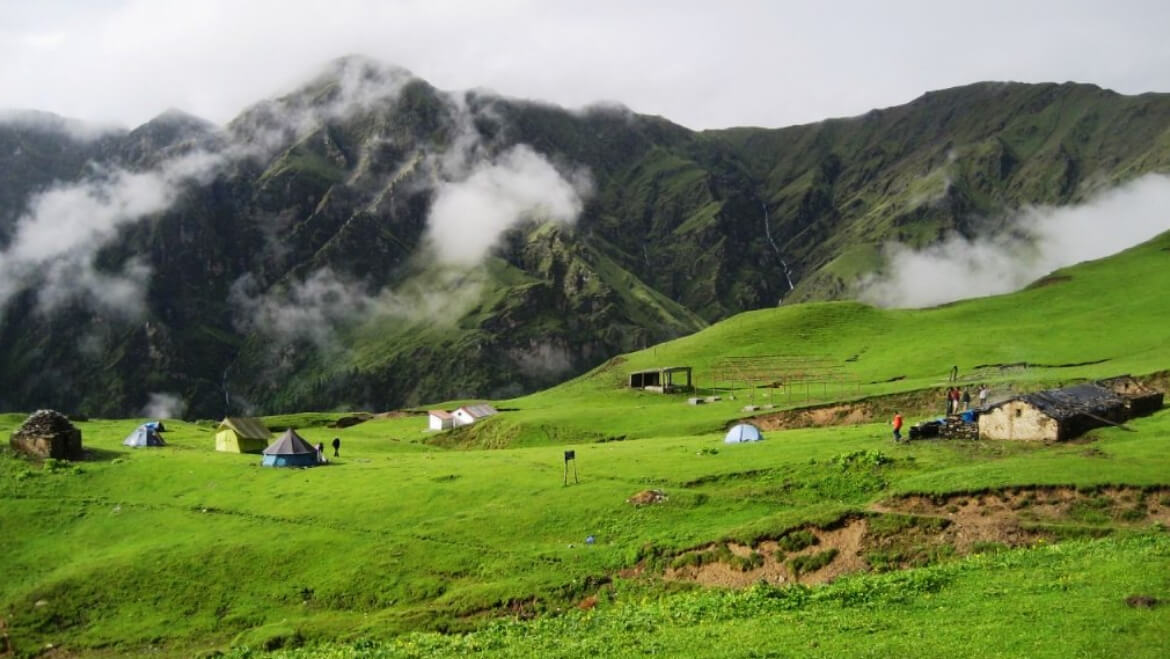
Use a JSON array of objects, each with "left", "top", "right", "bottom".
[
  {"left": 950, "top": 387, "right": 961, "bottom": 415},
  {"left": 979, "top": 384, "right": 989, "bottom": 408},
  {"left": 961, "top": 388, "right": 972, "bottom": 411},
  {"left": 331, "top": 436, "right": 341, "bottom": 457},
  {"left": 316, "top": 442, "right": 325, "bottom": 464},
  {"left": 892, "top": 411, "right": 904, "bottom": 442}
]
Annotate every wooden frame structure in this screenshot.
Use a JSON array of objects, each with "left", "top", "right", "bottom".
[
  {"left": 710, "top": 355, "right": 861, "bottom": 404},
  {"left": 628, "top": 366, "right": 693, "bottom": 393}
]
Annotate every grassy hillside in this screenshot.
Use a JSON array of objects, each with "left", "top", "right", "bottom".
[
  {"left": 472, "top": 227, "right": 1170, "bottom": 445},
  {"left": 3, "top": 230, "right": 1170, "bottom": 656},
  {"left": 2, "top": 408, "right": 1168, "bottom": 655}
]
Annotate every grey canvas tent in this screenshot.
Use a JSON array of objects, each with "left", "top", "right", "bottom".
[
  {"left": 724, "top": 423, "right": 764, "bottom": 444},
  {"left": 262, "top": 429, "right": 319, "bottom": 467},
  {"left": 123, "top": 424, "right": 166, "bottom": 447}
]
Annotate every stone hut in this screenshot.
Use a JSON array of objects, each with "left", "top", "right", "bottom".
[
  {"left": 9, "top": 410, "right": 83, "bottom": 460},
  {"left": 1097, "top": 375, "right": 1165, "bottom": 417},
  {"left": 978, "top": 384, "right": 1127, "bottom": 441}
]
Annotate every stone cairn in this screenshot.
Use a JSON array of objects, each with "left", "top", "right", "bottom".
[{"left": 9, "top": 410, "right": 83, "bottom": 460}]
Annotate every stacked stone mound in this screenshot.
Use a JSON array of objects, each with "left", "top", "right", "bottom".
[
  {"left": 940, "top": 417, "right": 979, "bottom": 440},
  {"left": 9, "top": 409, "right": 83, "bottom": 460}
]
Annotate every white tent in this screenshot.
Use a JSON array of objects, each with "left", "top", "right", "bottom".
[{"left": 723, "top": 423, "right": 763, "bottom": 444}]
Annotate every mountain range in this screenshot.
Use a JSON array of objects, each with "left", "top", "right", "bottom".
[{"left": 2, "top": 56, "right": 1169, "bottom": 417}]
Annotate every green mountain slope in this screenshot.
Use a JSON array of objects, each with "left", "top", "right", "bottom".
[
  {"left": 474, "top": 228, "right": 1170, "bottom": 445},
  {"left": 2, "top": 58, "right": 1170, "bottom": 417}
]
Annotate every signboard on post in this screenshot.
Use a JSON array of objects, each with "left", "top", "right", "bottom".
[{"left": 563, "top": 450, "right": 578, "bottom": 485}]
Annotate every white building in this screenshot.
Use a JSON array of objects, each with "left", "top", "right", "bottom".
[
  {"left": 428, "top": 410, "right": 454, "bottom": 431},
  {"left": 452, "top": 404, "right": 499, "bottom": 427}
]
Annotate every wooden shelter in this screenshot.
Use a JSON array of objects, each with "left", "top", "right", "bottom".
[{"left": 627, "top": 366, "right": 692, "bottom": 393}]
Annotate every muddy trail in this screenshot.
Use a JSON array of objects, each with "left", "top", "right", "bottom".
[{"left": 664, "top": 486, "right": 1170, "bottom": 588}]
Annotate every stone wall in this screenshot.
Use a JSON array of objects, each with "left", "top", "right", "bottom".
[{"left": 978, "top": 401, "right": 1059, "bottom": 441}]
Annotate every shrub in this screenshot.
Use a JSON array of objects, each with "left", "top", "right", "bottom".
[
  {"left": 971, "top": 541, "right": 1008, "bottom": 554},
  {"left": 729, "top": 551, "right": 765, "bottom": 572},
  {"left": 777, "top": 530, "right": 818, "bottom": 552},
  {"left": 1120, "top": 506, "right": 1148, "bottom": 522},
  {"left": 788, "top": 548, "right": 839, "bottom": 576}
]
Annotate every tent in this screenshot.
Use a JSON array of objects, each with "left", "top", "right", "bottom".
[
  {"left": 144, "top": 420, "right": 167, "bottom": 432},
  {"left": 123, "top": 423, "right": 166, "bottom": 447},
  {"left": 261, "top": 429, "right": 320, "bottom": 467},
  {"left": 215, "top": 417, "right": 272, "bottom": 453},
  {"left": 723, "top": 423, "right": 764, "bottom": 444}
]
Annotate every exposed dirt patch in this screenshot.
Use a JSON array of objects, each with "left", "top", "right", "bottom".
[
  {"left": 1125, "top": 595, "right": 1160, "bottom": 608},
  {"left": 665, "top": 519, "right": 868, "bottom": 587},
  {"left": 374, "top": 410, "right": 425, "bottom": 419},
  {"left": 627, "top": 489, "right": 668, "bottom": 506},
  {"left": 328, "top": 414, "right": 373, "bottom": 428},
  {"left": 665, "top": 486, "right": 1170, "bottom": 588},
  {"left": 874, "top": 486, "right": 1170, "bottom": 543}
]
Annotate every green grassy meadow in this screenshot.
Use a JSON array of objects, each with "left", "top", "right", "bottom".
[{"left": 3, "top": 232, "right": 1170, "bottom": 656}]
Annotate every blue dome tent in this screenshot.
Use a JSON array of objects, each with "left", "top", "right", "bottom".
[
  {"left": 723, "top": 423, "right": 763, "bottom": 444},
  {"left": 262, "top": 429, "right": 319, "bottom": 467},
  {"left": 123, "top": 423, "right": 166, "bottom": 447}
]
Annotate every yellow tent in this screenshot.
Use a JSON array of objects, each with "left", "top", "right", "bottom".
[{"left": 215, "top": 417, "right": 272, "bottom": 453}]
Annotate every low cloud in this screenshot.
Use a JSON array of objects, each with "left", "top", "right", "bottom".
[
  {"left": 141, "top": 392, "right": 187, "bottom": 419},
  {"left": 426, "top": 144, "right": 588, "bottom": 266},
  {"left": 230, "top": 55, "right": 414, "bottom": 156},
  {"left": 229, "top": 266, "right": 489, "bottom": 348},
  {"left": 0, "top": 150, "right": 226, "bottom": 318},
  {"left": 858, "top": 174, "right": 1170, "bottom": 308},
  {"left": 0, "top": 109, "right": 123, "bottom": 141},
  {"left": 228, "top": 268, "right": 372, "bottom": 347}
]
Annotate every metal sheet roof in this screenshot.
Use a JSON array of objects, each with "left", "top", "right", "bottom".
[{"left": 1016, "top": 384, "right": 1126, "bottom": 421}]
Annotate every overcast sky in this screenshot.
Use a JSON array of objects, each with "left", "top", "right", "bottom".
[{"left": 4, "top": 0, "right": 1170, "bottom": 131}]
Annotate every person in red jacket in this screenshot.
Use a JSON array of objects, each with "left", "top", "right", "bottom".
[{"left": 892, "top": 411, "right": 904, "bottom": 442}]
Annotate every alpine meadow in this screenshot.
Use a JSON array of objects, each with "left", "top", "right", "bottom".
[{"left": 3, "top": 47, "right": 1170, "bottom": 658}]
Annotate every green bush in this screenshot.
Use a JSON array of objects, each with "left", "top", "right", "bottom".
[
  {"left": 788, "top": 549, "right": 839, "bottom": 576},
  {"left": 777, "top": 530, "right": 818, "bottom": 552}
]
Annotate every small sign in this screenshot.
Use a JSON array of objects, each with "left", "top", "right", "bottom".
[{"left": 563, "top": 450, "right": 578, "bottom": 485}]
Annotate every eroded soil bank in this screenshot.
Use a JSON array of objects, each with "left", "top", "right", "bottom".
[{"left": 664, "top": 486, "right": 1170, "bottom": 588}]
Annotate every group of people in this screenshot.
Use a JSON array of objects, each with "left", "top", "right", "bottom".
[
  {"left": 945, "top": 384, "right": 990, "bottom": 415},
  {"left": 315, "top": 437, "right": 341, "bottom": 464},
  {"left": 891, "top": 383, "right": 993, "bottom": 442}
]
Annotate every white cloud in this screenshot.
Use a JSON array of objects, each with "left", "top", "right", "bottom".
[
  {"left": 0, "top": 149, "right": 227, "bottom": 318},
  {"left": 426, "top": 144, "right": 588, "bottom": 266},
  {"left": 857, "top": 174, "right": 1170, "bottom": 308}
]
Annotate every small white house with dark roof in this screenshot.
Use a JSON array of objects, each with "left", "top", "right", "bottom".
[
  {"left": 428, "top": 410, "right": 454, "bottom": 431},
  {"left": 453, "top": 404, "right": 498, "bottom": 427}
]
